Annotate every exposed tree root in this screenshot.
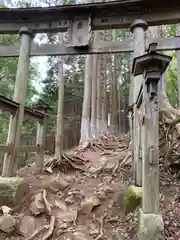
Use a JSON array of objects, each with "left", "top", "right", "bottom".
[
  {"left": 94, "top": 213, "right": 107, "bottom": 240},
  {"left": 89, "top": 137, "right": 129, "bottom": 153},
  {"left": 157, "top": 86, "right": 180, "bottom": 177},
  {"left": 26, "top": 190, "right": 55, "bottom": 240},
  {"left": 25, "top": 225, "right": 49, "bottom": 240},
  {"left": 159, "top": 117, "right": 180, "bottom": 174},
  {"left": 42, "top": 215, "right": 56, "bottom": 240},
  {"left": 76, "top": 140, "right": 91, "bottom": 152},
  {"left": 44, "top": 135, "right": 130, "bottom": 174},
  {"left": 43, "top": 190, "right": 51, "bottom": 215},
  {"left": 94, "top": 218, "right": 104, "bottom": 240},
  {"left": 159, "top": 91, "right": 180, "bottom": 134},
  {"left": 45, "top": 151, "right": 88, "bottom": 172},
  {"left": 120, "top": 152, "right": 131, "bottom": 168},
  {"left": 42, "top": 189, "right": 56, "bottom": 240}
]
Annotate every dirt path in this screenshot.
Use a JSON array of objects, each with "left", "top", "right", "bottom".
[{"left": 1, "top": 136, "right": 180, "bottom": 240}]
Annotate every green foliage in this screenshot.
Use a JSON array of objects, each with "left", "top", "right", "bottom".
[
  {"left": 165, "top": 24, "right": 177, "bottom": 37},
  {"left": 38, "top": 53, "right": 84, "bottom": 134},
  {"left": 40, "top": 57, "right": 58, "bottom": 106},
  {"left": 1, "top": 0, "right": 180, "bottom": 146},
  {"left": 115, "top": 29, "right": 131, "bottom": 102},
  {"left": 166, "top": 51, "right": 179, "bottom": 107}
]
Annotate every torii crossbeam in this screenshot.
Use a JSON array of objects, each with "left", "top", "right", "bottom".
[{"left": 0, "top": 0, "right": 180, "bottom": 33}]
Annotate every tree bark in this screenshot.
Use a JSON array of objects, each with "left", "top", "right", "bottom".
[
  {"left": 110, "top": 29, "right": 118, "bottom": 135},
  {"left": 101, "top": 54, "right": 108, "bottom": 136},
  {"left": 117, "top": 82, "right": 121, "bottom": 133},
  {"left": 96, "top": 53, "right": 101, "bottom": 138},
  {"left": 91, "top": 36, "right": 98, "bottom": 140},
  {"left": 100, "top": 30, "right": 108, "bottom": 136},
  {"left": 55, "top": 32, "right": 64, "bottom": 158},
  {"left": 79, "top": 55, "right": 93, "bottom": 145}
]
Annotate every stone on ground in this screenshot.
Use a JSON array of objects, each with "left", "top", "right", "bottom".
[
  {"left": 54, "top": 199, "right": 67, "bottom": 211},
  {"left": 55, "top": 208, "right": 77, "bottom": 233},
  {"left": 8, "top": 237, "right": 19, "bottom": 240},
  {"left": 0, "top": 215, "right": 15, "bottom": 233},
  {"left": 43, "top": 174, "right": 68, "bottom": 193},
  {"left": 72, "top": 231, "right": 93, "bottom": 240},
  {"left": 96, "top": 184, "right": 114, "bottom": 200},
  {"left": 34, "top": 192, "right": 43, "bottom": 202},
  {"left": 30, "top": 192, "right": 45, "bottom": 216},
  {"left": 88, "top": 164, "right": 104, "bottom": 175},
  {"left": 138, "top": 208, "right": 164, "bottom": 240},
  {"left": 0, "top": 177, "right": 29, "bottom": 207},
  {"left": 99, "top": 156, "right": 116, "bottom": 172},
  {"left": 124, "top": 185, "right": 142, "bottom": 213},
  {"left": 65, "top": 188, "right": 84, "bottom": 205},
  {"left": 111, "top": 231, "right": 123, "bottom": 240},
  {"left": 1, "top": 206, "right": 12, "bottom": 216},
  {"left": 30, "top": 200, "right": 45, "bottom": 216},
  {"left": 56, "top": 209, "right": 77, "bottom": 223},
  {"left": 88, "top": 155, "right": 116, "bottom": 175},
  {"left": 88, "top": 222, "right": 99, "bottom": 237},
  {"left": 18, "top": 216, "right": 36, "bottom": 237},
  {"left": 80, "top": 196, "right": 101, "bottom": 214}
]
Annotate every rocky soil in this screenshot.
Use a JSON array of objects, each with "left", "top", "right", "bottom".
[{"left": 0, "top": 136, "right": 179, "bottom": 240}]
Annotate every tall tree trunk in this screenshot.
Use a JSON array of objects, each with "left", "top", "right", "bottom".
[
  {"left": 110, "top": 29, "right": 118, "bottom": 135},
  {"left": 96, "top": 53, "right": 101, "bottom": 137},
  {"left": 91, "top": 41, "right": 98, "bottom": 140},
  {"left": 100, "top": 30, "right": 108, "bottom": 136},
  {"left": 101, "top": 54, "right": 108, "bottom": 136},
  {"left": 79, "top": 55, "right": 93, "bottom": 146},
  {"left": 112, "top": 57, "right": 118, "bottom": 134},
  {"left": 55, "top": 0, "right": 64, "bottom": 158},
  {"left": 117, "top": 82, "right": 121, "bottom": 133},
  {"left": 55, "top": 33, "right": 64, "bottom": 159},
  {"left": 109, "top": 64, "right": 113, "bottom": 133},
  {"left": 93, "top": 30, "right": 102, "bottom": 138}
]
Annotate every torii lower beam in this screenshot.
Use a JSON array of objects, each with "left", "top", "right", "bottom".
[{"left": 0, "top": 36, "right": 179, "bottom": 57}]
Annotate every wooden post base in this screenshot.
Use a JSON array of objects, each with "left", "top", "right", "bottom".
[{"left": 137, "top": 208, "right": 164, "bottom": 240}]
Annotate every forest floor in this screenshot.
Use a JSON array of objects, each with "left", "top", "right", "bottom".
[{"left": 1, "top": 135, "right": 180, "bottom": 240}]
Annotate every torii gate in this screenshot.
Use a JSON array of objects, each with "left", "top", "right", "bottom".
[{"left": 0, "top": 0, "right": 178, "bottom": 238}]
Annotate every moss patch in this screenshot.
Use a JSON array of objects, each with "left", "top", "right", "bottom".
[
  {"left": 124, "top": 185, "right": 142, "bottom": 213},
  {"left": 0, "top": 177, "right": 29, "bottom": 207}
]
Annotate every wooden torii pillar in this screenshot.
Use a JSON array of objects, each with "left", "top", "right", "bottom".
[
  {"left": 2, "top": 27, "right": 34, "bottom": 177},
  {"left": 34, "top": 103, "right": 49, "bottom": 173},
  {"left": 130, "top": 19, "right": 148, "bottom": 186},
  {"left": 132, "top": 43, "right": 172, "bottom": 239}
]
